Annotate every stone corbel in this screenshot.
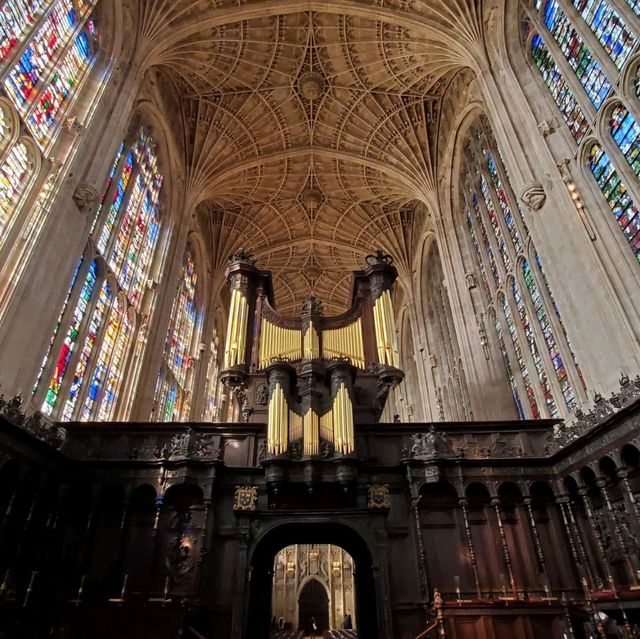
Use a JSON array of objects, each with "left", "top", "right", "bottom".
[
  {"left": 520, "top": 183, "right": 547, "bottom": 211},
  {"left": 72, "top": 183, "right": 100, "bottom": 216}
]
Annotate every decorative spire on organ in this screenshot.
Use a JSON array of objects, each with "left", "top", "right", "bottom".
[{"left": 220, "top": 249, "right": 404, "bottom": 458}]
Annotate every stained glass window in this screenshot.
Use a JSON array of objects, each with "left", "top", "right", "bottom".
[
  {"left": 0, "top": 140, "right": 35, "bottom": 250},
  {"left": 41, "top": 259, "right": 97, "bottom": 415},
  {"left": 627, "top": 0, "right": 640, "bottom": 16},
  {"left": 543, "top": 0, "right": 612, "bottom": 108},
  {"left": 61, "top": 277, "right": 111, "bottom": 420},
  {"left": 27, "top": 28, "right": 93, "bottom": 145},
  {"left": 80, "top": 294, "right": 131, "bottom": 421},
  {"left": 588, "top": 143, "right": 640, "bottom": 260},
  {"left": 465, "top": 211, "right": 491, "bottom": 300},
  {"left": 33, "top": 256, "right": 82, "bottom": 395},
  {"left": 471, "top": 191, "right": 502, "bottom": 287},
  {"left": 0, "top": 0, "right": 50, "bottom": 64},
  {"left": 501, "top": 292, "right": 541, "bottom": 418},
  {"left": 494, "top": 312, "right": 526, "bottom": 420},
  {"left": 571, "top": 0, "right": 636, "bottom": 69},
  {"left": 480, "top": 175, "right": 512, "bottom": 272},
  {"left": 487, "top": 153, "right": 527, "bottom": 247},
  {"left": 462, "top": 120, "right": 582, "bottom": 419},
  {"left": 523, "top": 259, "right": 576, "bottom": 410},
  {"left": 530, "top": 33, "right": 590, "bottom": 142},
  {"left": 610, "top": 106, "right": 640, "bottom": 179},
  {"left": 511, "top": 279, "right": 558, "bottom": 417},
  {"left": 35, "top": 127, "right": 165, "bottom": 422},
  {"left": 3, "top": 0, "right": 77, "bottom": 113},
  {"left": 154, "top": 245, "right": 200, "bottom": 422}
]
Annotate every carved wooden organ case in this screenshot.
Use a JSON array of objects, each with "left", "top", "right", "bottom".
[{"left": 220, "top": 250, "right": 404, "bottom": 459}]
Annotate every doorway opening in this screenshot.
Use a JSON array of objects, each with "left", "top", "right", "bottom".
[
  {"left": 271, "top": 544, "right": 356, "bottom": 635},
  {"left": 246, "top": 522, "right": 376, "bottom": 639}
]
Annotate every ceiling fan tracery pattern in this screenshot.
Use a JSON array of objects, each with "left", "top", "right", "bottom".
[{"left": 139, "top": 1, "right": 484, "bottom": 313}]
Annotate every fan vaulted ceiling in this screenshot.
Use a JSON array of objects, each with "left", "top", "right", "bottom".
[{"left": 137, "top": 0, "right": 484, "bottom": 314}]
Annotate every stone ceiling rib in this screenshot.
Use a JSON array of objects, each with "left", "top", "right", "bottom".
[{"left": 139, "top": 1, "right": 484, "bottom": 313}]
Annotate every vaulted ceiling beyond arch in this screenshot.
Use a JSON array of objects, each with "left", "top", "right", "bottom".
[{"left": 138, "top": 1, "right": 485, "bottom": 313}]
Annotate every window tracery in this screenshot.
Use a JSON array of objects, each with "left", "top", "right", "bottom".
[
  {"left": 35, "top": 127, "right": 165, "bottom": 421},
  {"left": 524, "top": 0, "right": 640, "bottom": 263},
  {"left": 460, "top": 118, "right": 583, "bottom": 419},
  {"left": 154, "top": 243, "right": 202, "bottom": 423}
]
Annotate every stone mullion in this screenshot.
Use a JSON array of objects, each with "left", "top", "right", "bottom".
[
  {"left": 85, "top": 294, "right": 129, "bottom": 421},
  {"left": 553, "top": 0, "right": 620, "bottom": 86},
  {"left": 525, "top": 3, "right": 640, "bottom": 219},
  {"left": 53, "top": 263, "right": 108, "bottom": 420},
  {"left": 31, "top": 246, "right": 95, "bottom": 409},
  {"left": 101, "top": 161, "right": 142, "bottom": 273},
  {"left": 513, "top": 263, "right": 568, "bottom": 418},
  {"left": 71, "top": 281, "right": 118, "bottom": 421},
  {"left": 437, "top": 279, "right": 457, "bottom": 377},
  {"left": 464, "top": 170, "right": 510, "bottom": 290},
  {"left": 476, "top": 126, "right": 529, "bottom": 258},
  {"left": 504, "top": 278, "right": 555, "bottom": 419},
  {"left": 128, "top": 212, "right": 189, "bottom": 421},
  {"left": 596, "top": 108, "right": 640, "bottom": 210},
  {"left": 495, "top": 299, "right": 538, "bottom": 419},
  {"left": 608, "top": 0, "right": 640, "bottom": 41},
  {"left": 433, "top": 280, "right": 454, "bottom": 385},
  {"left": 524, "top": 3, "right": 599, "bottom": 123},
  {"left": 406, "top": 292, "right": 436, "bottom": 422},
  {"left": 528, "top": 255, "right": 588, "bottom": 404},
  {"left": 459, "top": 183, "right": 499, "bottom": 306}
]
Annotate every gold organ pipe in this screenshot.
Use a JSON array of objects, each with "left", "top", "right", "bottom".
[
  {"left": 383, "top": 290, "right": 399, "bottom": 367},
  {"left": 224, "top": 289, "right": 244, "bottom": 369},
  {"left": 289, "top": 409, "right": 302, "bottom": 442},
  {"left": 320, "top": 410, "right": 333, "bottom": 443}
]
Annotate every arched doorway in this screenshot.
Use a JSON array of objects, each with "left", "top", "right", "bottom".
[
  {"left": 245, "top": 522, "right": 378, "bottom": 639},
  {"left": 298, "top": 579, "right": 329, "bottom": 634}
]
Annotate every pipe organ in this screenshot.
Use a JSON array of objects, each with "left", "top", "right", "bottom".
[{"left": 220, "top": 249, "right": 404, "bottom": 460}]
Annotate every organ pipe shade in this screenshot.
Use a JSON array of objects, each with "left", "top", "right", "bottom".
[
  {"left": 289, "top": 408, "right": 303, "bottom": 442},
  {"left": 303, "top": 409, "right": 320, "bottom": 456},
  {"left": 259, "top": 318, "right": 302, "bottom": 368},
  {"left": 223, "top": 289, "right": 249, "bottom": 369},
  {"left": 373, "top": 290, "right": 399, "bottom": 368},
  {"left": 332, "top": 383, "right": 354, "bottom": 455},
  {"left": 322, "top": 318, "right": 365, "bottom": 368},
  {"left": 267, "top": 382, "right": 288, "bottom": 455},
  {"left": 320, "top": 410, "right": 333, "bottom": 443},
  {"left": 303, "top": 321, "right": 320, "bottom": 360}
]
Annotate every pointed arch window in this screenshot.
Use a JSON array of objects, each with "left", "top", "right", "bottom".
[
  {"left": 35, "top": 126, "right": 165, "bottom": 421},
  {"left": 0, "top": 0, "right": 51, "bottom": 64},
  {"left": 154, "top": 243, "right": 202, "bottom": 422},
  {"left": 0, "top": 137, "right": 39, "bottom": 250},
  {"left": 2, "top": 0, "right": 98, "bottom": 150},
  {"left": 460, "top": 118, "right": 583, "bottom": 419},
  {"left": 524, "top": 0, "right": 640, "bottom": 266},
  {"left": 570, "top": 0, "right": 636, "bottom": 69}
]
